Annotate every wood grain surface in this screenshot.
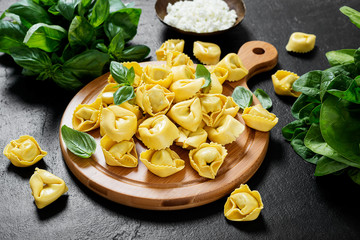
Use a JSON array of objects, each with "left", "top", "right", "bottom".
[{"left": 59, "top": 41, "right": 277, "bottom": 210}]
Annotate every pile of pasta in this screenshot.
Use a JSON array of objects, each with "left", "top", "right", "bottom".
[{"left": 72, "top": 40, "right": 250, "bottom": 179}]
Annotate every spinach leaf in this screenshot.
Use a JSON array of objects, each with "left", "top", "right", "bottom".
[
  {"left": 298, "top": 102, "right": 319, "bottom": 120},
  {"left": 108, "top": 30, "right": 125, "bottom": 60},
  {"left": 10, "top": 46, "right": 52, "bottom": 74},
  {"left": 282, "top": 117, "right": 310, "bottom": 141},
  {"left": 68, "top": 16, "right": 96, "bottom": 48},
  {"left": 291, "top": 94, "right": 320, "bottom": 119},
  {"left": 290, "top": 132, "right": 320, "bottom": 164},
  {"left": 23, "top": 23, "right": 67, "bottom": 52},
  {"left": 340, "top": 6, "right": 360, "bottom": 29},
  {"left": 232, "top": 86, "right": 253, "bottom": 110},
  {"left": 348, "top": 168, "right": 360, "bottom": 185},
  {"left": 113, "top": 85, "right": 135, "bottom": 105},
  {"left": 118, "top": 45, "right": 150, "bottom": 61},
  {"left": 63, "top": 50, "right": 109, "bottom": 79},
  {"left": 52, "top": 68, "right": 83, "bottom": 89},
  {"left": 109, "top": 0, "right": 126, "bottom": 13},
  {"left": 324, "top": 63, "right": 359, "bottom": 78},
  {"left": 254, "top": 88, "right": 272, "bottom": 109},
  {"left": 0, "top": 20, "right": 26, "bottom": 54},
  {"left": 327, "top": 77, "right": 360, "bottom": 104},
  {"left": 309, "top": 105, "right": 321, "bottom": 124},
  {"left": 61, "top": 125, "right": 96, "bottom": 158},
  {"left": 319, "top": 71, "right": 336, "bottom": 101},
  {"left": 89, "top": 0, "right": 110, "bottom": 28},
  {"left": 292, "top": 70, "right": 322, "bottom": 97},
  {"left": 326, "top": 49, "right": 356, "bottom": 66},
  {"left": 314, "top": 156, "right": 348, "bottom": 176},
  {"left": 195, "top": 64, "right": 211, "bottom": 88},
  {"left": 54, "top": 0, "right": 81, "bottom": 21}
]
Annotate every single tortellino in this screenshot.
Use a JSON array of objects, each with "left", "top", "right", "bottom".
[
  {"left": 210, "top": 66, "right": 229, "bottom": 84},
  {"left": 72, "top": 97, "right": 102, "bottom": 132},
  {"left": 99, "top": 83, "right": 117, "bottom": 107},
  {"left": 100, "top": 135, "right": 138, "bottom": 167},
  {"left": 272, "top": 70, "right": 301, "bottom": 97},
  {"left": 286, "top": 32, "right": 316, "bottom": 53},
  {"left": 215, "top": 53, "right": 248, "bottom": 82},
  {"left": 175, "top": 127, "right": 208, "bottom": 149},
  {"left": 156, "top": 39, "right": 185, "bottom": 61},
  {"left": 169, "top": 78, "right": 205, "bottom": 103},
  {"left": 136, "top": 84, "right": 175, "bottom": 116},
  {"left": 242, "top": 104, "right": 278, "bottom": 132},
  {"left": 199, "top": 94, "right": 227, "bottom": 127},
  {"left": 100, "top": 105, "right": 137, "bottom": 142},
  {"left": 142, "top": 64, "right": 174, "bottom": 88},
  {"left": 201, "top": 73, "right": 223, "bottom": 94},
  {"left": 138, "top": 115, "right": 179, "bottom": 150},
  {"left": 189, "top": 142, "right": 227, "bottom": 179},
  {"left": 171, "top": 65, "right": 195, "bottom": 81},
  {"left": 3, "top": 135, "right": 47, "bottom": 167},
  {"left": 166, "top": 51, "right": 195, "bottom": 70},
  {"left": 140, "top": 148, "right": 185, "bottom": 177},
  {"left": 167, "top": 97, "right": 203, "bottom": 132},
  {"left": 223, "top": 96, "right": 240, "bottom": 117},
  {"left": 29, "top": 168, "right": 68, "bottom": 209},
  {"left": 108, "top": 62, "right": 143, "bottom": 88},
  {"left": 224, "top": 184, "right": 264, "bottom": 221},
  {"left": 205, "top": 115, "right": 245, "bottom": 145},
  {"left": 193, "top": 41, "right": 221, "bottom": 65}
]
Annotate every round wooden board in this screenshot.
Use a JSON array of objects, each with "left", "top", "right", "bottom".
[{"left": 59, "top": 41, "right": 278, "bottom": 210}]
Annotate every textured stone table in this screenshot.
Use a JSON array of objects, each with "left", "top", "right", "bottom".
[{"left": 1, "top": 0, "right": 360, "bottom": 239}]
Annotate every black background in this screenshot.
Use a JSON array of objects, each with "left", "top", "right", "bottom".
[{"left": 1, "top": 0, "right": 360, "bottom": 239}]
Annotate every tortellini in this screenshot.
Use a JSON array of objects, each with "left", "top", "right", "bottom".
[
  {"left": 167, "top": 97, "right": 203, "bottom": 132},
  {"left": 3, "top": 135, "right": 47, "bottom": 167},
  {"left": 100, "top": 105, "right": 137, "bottom": 142},
  {"left": 99, "top": 83, "right": 117, "bottom": 107},
  {"left": 100, "top": 135, "right": 138, "bottom": 167},
  {"left": 72, "top": 97, "right": 102, "bottom": 132},
  {"left": 242, "top": 104, "right": 278, "bottom": 132},
  {"left": 205, "top": 115, "right": 245, "bottom": 145},
  {"left": 272, "top": 70, "right": 301, "bottom": 97},
  {"left": 201, "top": 73, "right": 223, "bottom": 94},
  {"left": 286, "top": 32, "right": 316, "bottom": 53},
  {"left": 210, "top": 66, "right": 229, "bottom": 85},
  {"left": 224, "top": 184, "right": 264, "bottom": 221},
  {"left": 138, "top": 115, "right": 179, "bottom": 150},
  {"left": 166, "top": 51, "right": 195, "bottom": 70},
  {"left": 108, "top": 62, "right": 143, "bottom": 87},
  {"left": 199, "top": 94, "right": 227, "bottom": 127},
  {"left": 175, "top": 126, "right": 208, "bottom": 149},
  {"left": 171, "top": 65, "right": 195, "bottom": 81},
  {"left": 136, "top": 84, "right": 175, "bottom": 116},
  {"left": 216, "top": 53, "right": 248, "bottom": 82},
  {"left": 140, "top": 148, "right": 185, "bottom": 177},
  {"left": 29, "top": 168, "right": 68, "bottom": 209},
  {"left": 142, "top": 64, "right": 174, "bottom": 88},
  {"left": 189, "top": 142, "right": 227, "bottom": 179},
  {"left": 193, "top": 41, "right": 221, "bottom": 65},
  {"left": 156, "top": 39, "right": 185, "bottom": 61},
  {"left": 169, "top": 78, "right": 205, "bottom": 103}
]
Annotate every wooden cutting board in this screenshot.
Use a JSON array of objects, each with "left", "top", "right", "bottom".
[{"left": 59, "top": 41, "right": 278, "bottom": 210}]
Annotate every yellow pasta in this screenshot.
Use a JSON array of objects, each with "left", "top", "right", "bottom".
[
  {"left": 193, "top": 41, "right": 221, "bottom": 65},
  {"left": 199, "top": 94, "right": 227, "bottom": 127},
  {"left": 171, "top": 65, "right": 195, "bottom": 81},
  {"left": 215, "top": 53, "right": 248, "bottom": 81},
  {"left": 3, "top": 135, "right": 47, "bottom": 167},
  {"left": 242, "top": 104, "right": 278, "bottom": 132},
  {"left": 175, "top": 126, "right": 208, "bottom": 149},
  {"left": 72, "top": 97, "right": 102, "bottom": 132},
  {"left": 224, "top": 184, "right": 264, "bottom": 221},
  {"left": 166, "top": 51, "right": 195, "bottom": 70},
  {"left": 142, "top": 64, "right": 174, "bottom": 88},
  {"left": 201, "top": 73, "right": 223, "bottom": 94},
  {"left": 29, "top": 168, "right": 68, "bottom": 209},
  {"left": 169, "top": 78, "right": 205, "bottom": 103},
  {"left": 286, "top": 32, "right": 316, "bottom": 53},
  {"left": 156, "top": 39, "right": 185, "bottom": 61},
  {"left": 210, "top": 66, "right": 229, "bottom": 84},
  {"left": 140, "top": 148, "right": 185, "bottom": 177},
  {"left": 272, "top": 70, "right": 301, "bottom": 97},
  {"left": 108, "top": 62, "right": 143, "bottom": 88}
]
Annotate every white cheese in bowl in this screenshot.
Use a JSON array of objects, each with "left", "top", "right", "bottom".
[{"left": 163, "top": 0, "right": 237, "bottom": 33}]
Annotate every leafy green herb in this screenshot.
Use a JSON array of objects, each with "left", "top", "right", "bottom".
[
  {"left": 195, "top": 64, "right": 211, "bottom": 88},
  {"left": 113, "top": 85, "right": 135, "bottom": 105},
  {"left": 61, "top": 125, "right": 96, "bottom": 158},
  {"left": 232, "top": 86, "right": 253, "bottom": 110},
  {"left": 110, "top": 61, "right": 136, "bottom": 105},
  {"left": 326, "top": 49, "right": 356, "bottom": 66},
  {"left": 254, "top": 88, "right": 272, "bottom": 109},
  {"left": 340, "top": 6, "right": 360, "bottom": 29},
  {"left": 314, "top": 156, "right": 348, "bottom": 176}
]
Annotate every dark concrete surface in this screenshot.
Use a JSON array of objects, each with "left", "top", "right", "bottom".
[{"left": 1, "top": 0, "right": 360, "bottom": 239}]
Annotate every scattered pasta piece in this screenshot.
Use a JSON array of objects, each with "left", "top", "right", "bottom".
[
  {"left": 224, "top": 184, "right": 263, "bottom": 221},
  {"left": 29, "top": 168, "right": 68, "bottom": 209},
  {"left": 72, "top": 97, "right": 102, "bottom": 132},
  {"left": 156, "top": 39, "right": 185, "bottom": 61},
  {"left": 286, "top": 32, "right": 316, "bottom": 53},
  {"left": 3, "top": 135, "right": 47, "bottom": 167},
  {"left": 166, "top": 51, "right": 195, "bottom": 70},
  {"left": 272, "top": 70, "right": 301, "bottom": 97},
  {"left": 215, "top": 53, "right": 248, "bottom": 82},
  {"left": 170, "top": 78, "right": 205, "bottom": 103},
  {"left": 242, "top": 104, "right": 278, "bottom": 132},
  {"left": 193, "top": 41, "right": 221, "bottom": 65}
]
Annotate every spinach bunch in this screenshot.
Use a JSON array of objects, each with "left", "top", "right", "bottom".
[
  {"left": 282, "top": 6, "right": 360, "bottom": 185},
  {"left": 0, "top": 0, "right": 150, "bottom": 89}
]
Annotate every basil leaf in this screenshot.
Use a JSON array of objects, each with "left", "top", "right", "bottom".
[
  {"left": 126, "top": 67, "right": 135, "bottom": 86},
  {"left": 96, "top": 42, "right": 108, "bottom": 53},
  {"left": 348, "top": 168, "right": 360, "bottom": 185},
  {"left": 290, "top": 132, "right": 320, "bottom": 164},
  {"left": 314, "top": 156, "right": 349, "bottom": 176},
  {"left": 34, "top": 0, "right": 57, "bottom": 7},
  {"left": 326, "top": 49, "right": 356, "bottom": 66},
  {"left": 104, "top": 8, "right": 141, "bottom": 41},
  {"left": 54, "top": 0, "right": 81, "bottom": 21},
  {"left": 68, "top": 16, "right": 96, "bottom": 48},
  {"left": 118, "top": 45, "right": 150, "bottom": 61},
  {"left": 254, "top": 88, "right": 272, "bottom": 109},
  {"left": 61, "top": 125, "right": 96, "bottom": 158},
  {"left": 340, "top": 6, "right": 360, "bottom": 29},
  {"left": 232, "top": 86, "right": 253, "bottom": 110},
  {"left": 108, "top": 30, "right": 125, "bottom": 59},
  {"left": 10, "top": 46, "right": 52, "bottom": 74},
  {"left": 63, "top": 50, "right": 109, "bottom": 79},
  {"left": 78, "top": 0, "right": 94, "bottom": 17},
  {"left": 110, "top": 61, "right": 128, "bottom": 84},
  {"left": 113, "top": 85, "right": 135, "bottom": 105},
  {"left": 282, "top": 117, "right": 310, "bottom": 141},
  {"left": 89, "top": 0, "right": 110, "bottom": 28},
  {"left": 6, "top": 0, "right": 52, "bottom": 28},
  {"left": 0, "top": 20, "right": 26, "bottom": 54},
  {"left": 109, "top": 0, "right": 126, "bottom": 13},
  {"left": 195, "top": 64, "right": 211, "bottom": 88},
  {"left": 293, "top": 70, "right": 322, "bottom": 97},
  {"left": 23, "top": 23, "right": 67, "bottom": 52},
  {"left": 53, "top": 68, "right": 83, "bottom": 89}
]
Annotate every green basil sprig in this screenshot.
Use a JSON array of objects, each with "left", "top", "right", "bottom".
[
  {"left": 232, "top": 86, "right": 253, "bottom": 110},
  {"left": 61, "top": 125, "right": 97, "bottom": 158},
  {"left": 110, "top": 61, "right": 136, "bottom": 105},
  {"left": 195, "top": 64, "right": 211, "bottom": 88},
  {"left": 254, "top": 88, "right": 272, "bottom": 109}
]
